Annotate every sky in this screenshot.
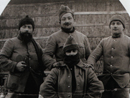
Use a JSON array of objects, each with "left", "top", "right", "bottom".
[{"left": 0, "top": 0, "right": 130, "bottom": 16}]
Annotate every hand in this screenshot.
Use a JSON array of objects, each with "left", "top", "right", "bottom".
[
  {"left": 38, "top": 94, "right": 44, "bottom": 98},
  {"left": 83, "top": 64, "right": 94, "bottom": 70},
  {"left": 16, "top": 61, "right": 27, "bottom": 72},
  {"left": 53, "top": 61, "right": 64, "bottom": 68}
]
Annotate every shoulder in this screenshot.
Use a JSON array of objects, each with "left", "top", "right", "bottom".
[
  {"left": 75, "top": 30, "right": 86, "bottom": 37},
  {"left": 124, "top": 34, "right": 130, "bottom": 40},
  {"left": 5, "top": 37, "right": 19, "bottom": 44},
  {"left": 47, "top": 30, "right": 62, "bottom": 42},
  {"left": 50, "top": 30, "right": 62, "bottom": 37},
  {"left": 49, "top": 67, "right": 63, "bottom": 76},
  {"left": 102, "top": 36, "right": 111, "bottom": 41},
  {"left": 99, "top": 36, "right": 111, "bottom": 45},
  {"left": 7, "top": 37, "right": 18, "bottom": 41}
]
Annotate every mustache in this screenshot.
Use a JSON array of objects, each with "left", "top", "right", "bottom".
[
  {"left": 21, "top": 31, "right": 29, "bottom": 34},
  {"left": 64, "top": 22, "right": 71, "bottom": 26}
]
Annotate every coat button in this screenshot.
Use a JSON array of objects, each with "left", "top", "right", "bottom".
[
  {"left": 68, "top": 86, "right": 70, "bottom": 88},
  {"left": 110, "top": 65, "right": 113, "bottom": 67},
  {"left": 68, "top": 76, "right": 70, "bottom": 77},
  {"left": 111, "top": 56, "right": 113, "bottom": 58}
]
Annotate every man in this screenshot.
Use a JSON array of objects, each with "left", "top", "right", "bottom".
[
  {"left": 43, "top": 5, "right": 91, "bottom": 69},
  {"left": 0, "top": 15, "right": 46, "bottom": 98},
  {"left": 87, "top": 15, "right": 130, "bottom": 98},
  {"left": 39, "top": 35, "right": 104, "bottom": 98}
]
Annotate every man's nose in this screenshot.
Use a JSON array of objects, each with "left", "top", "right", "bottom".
[
  {"left": 25, "top": 27, "right": 29, "bottom": 31},
  {"left": 65, "top": 19, "right": 69, "bottom": 22}
]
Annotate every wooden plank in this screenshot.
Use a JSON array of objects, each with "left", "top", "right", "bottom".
[{"left": 74, "top": 11, "right": 127, "bottom": 15}]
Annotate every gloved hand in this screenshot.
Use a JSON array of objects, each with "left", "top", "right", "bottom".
[
  {"left": 53, "top": 61, "right": 65, "bottom": 68},
  {"left": 83, "top": 64, "right": 94, "bottom": 70},
  {"left": 16, "top": 61, "right": 27, "bottom": 72}
]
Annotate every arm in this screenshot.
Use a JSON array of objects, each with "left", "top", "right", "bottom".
[
  {"left": 39, "top": 68, "right": 59, "bottom": 98},
  {"left": 0, "top": 39, "right": 17, "bottom": 72},
  {"left": 85, "top": 68, "right": 104, "bottom": 98},
  {"left": 42, "top": 35, "right": 57, "bottom": 70},
  {"left": 87, "top": 40, "right": 103, "bottom": 66},
  {"left": 84, "top": 36, "right": 91, "bottom": 60}
]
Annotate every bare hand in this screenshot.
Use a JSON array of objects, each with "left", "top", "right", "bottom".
[{"left": 16, "top": 61, "right": 27, "bottom": 72}]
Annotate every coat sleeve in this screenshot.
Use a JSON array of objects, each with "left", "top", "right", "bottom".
[
  {"left": 84, "top": 36, "right": 91, "bottom": 60},
  {"left": 42, "top": 35, "right": 56, "bottom": 70},
  {"left": 0, "top": 39, "right": 17, "bottom": 72},
  {"left": 39, "top": 68, "right": 59, "bottom": 98},
  {"left": 85, "top": 68, "right": 104, "bottom": 98},
  {"left": 87, "top": 39, "right": 103, "bottom": 66}
]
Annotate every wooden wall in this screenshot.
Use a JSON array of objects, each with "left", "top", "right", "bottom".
[{"left": 0, "top": 0, "right": 130, "bottom": 73}]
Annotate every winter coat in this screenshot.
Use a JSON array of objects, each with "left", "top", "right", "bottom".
[
  {"left": 40, "top": 60, "right": 104, "bottom": 98},
  {"left": 87, "top": 34, "right": 130, "bottom": 88},
  {"left": 42, "top": 29, "right": 91, "bottom": 69},
  {"left": 0, "top": 37, "right": 45, "bottom": 92}
]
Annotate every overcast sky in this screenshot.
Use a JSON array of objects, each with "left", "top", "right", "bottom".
[{"left": 0, "top": 0, "right": 130, "bottom": 16}]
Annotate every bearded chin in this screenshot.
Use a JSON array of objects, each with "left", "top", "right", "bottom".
[{"left": 20, "top": 32, "right": 32, "bottom": 43}]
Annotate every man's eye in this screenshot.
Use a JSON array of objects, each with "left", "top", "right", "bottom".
[
  {"left": 66, "top": 50, "right": 71, "bottom": 52},
  {"left": 117, "top": 22, "right": 121, "bottom": 25},
  {"left": 61, "top": 18, "right": 66, "bottom": 21},
  {"left": 23, "top": 26, "right": 26, "bottom": 28},
  {"left": 68, "top": 17, "right": 72, "bottom": 20},
  {"left": 28, "top": 26, "right": 32, "bottom": 29},
  {"left": 112, "top": 23, "right": 115, "bottom": 25}
]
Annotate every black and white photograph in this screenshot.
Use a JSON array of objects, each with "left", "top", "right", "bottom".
[{"left": 0, "top": 0, "right": 130, "bottom": 98}]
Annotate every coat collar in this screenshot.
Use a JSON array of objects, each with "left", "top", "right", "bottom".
[{"left": 76, "top": 60, "right": 84, "bottom": 68}]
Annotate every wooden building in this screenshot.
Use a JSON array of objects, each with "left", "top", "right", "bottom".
[{"left": 0, "top": 0, "right": 130, "bottom": 74}]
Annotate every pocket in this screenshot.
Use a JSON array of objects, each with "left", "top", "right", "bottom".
[{"left": 6, "top": 74, "right": 19, "bottom": 90}]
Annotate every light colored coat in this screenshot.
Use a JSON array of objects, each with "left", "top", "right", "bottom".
[
  {"left": 43, "top": 30, "right": 91, "bottom": 69},
  {"left": 87, "top": 34, "right": 130, "bottom": 88}
]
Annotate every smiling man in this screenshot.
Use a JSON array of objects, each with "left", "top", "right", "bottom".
[
  {"left": 43, "top": 5, "right": 91, "bottom": 69},
  {"left": 87, "top": 15, "right": 130, "bottom": 98}
]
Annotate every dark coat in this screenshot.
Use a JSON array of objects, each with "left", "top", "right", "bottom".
[
  {"left": 40, "top": 60, "right": 104, "bottom": 98},
  {"left": 87, "top": 34, "right": 130, "bottom": 88},
  {"left": 42, "top": 30, "right": 91, "bottom": 69},
  {"left": 0, "top": 37, "right": 45, "bottom": 92}
]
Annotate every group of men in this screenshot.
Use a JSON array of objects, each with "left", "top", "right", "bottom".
[{"left": 0, "top": 4, "right": 129, "bottom": 98}]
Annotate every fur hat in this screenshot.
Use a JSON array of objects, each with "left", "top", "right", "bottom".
[
  {"left": 109, "top": 15, "right": 125, "bottom": 29},
  {"left": 63, "top": 35, "right": 79, "bottom": 52},
  {"left": 59, "top": 5, "right": 74, "bottom": 20},
  {"left": 19, "top": 15, "right": 34, "bottom": 30}
]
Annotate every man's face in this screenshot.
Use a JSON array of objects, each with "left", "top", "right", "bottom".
[
  {"left": 19, "top": 24, "right": 33, "bottom": 43},
  {"left": 110, "top": 20, "right": 124, "bottom": 35},
  {"left": 20, "top": 24, "right": 33, "bottom": 34},
  {"left": 60, "top": 13, "right": 74, "bottom": 29},
  {"left": 65, "top": 49, "right": 78, "bottom": 56}
]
